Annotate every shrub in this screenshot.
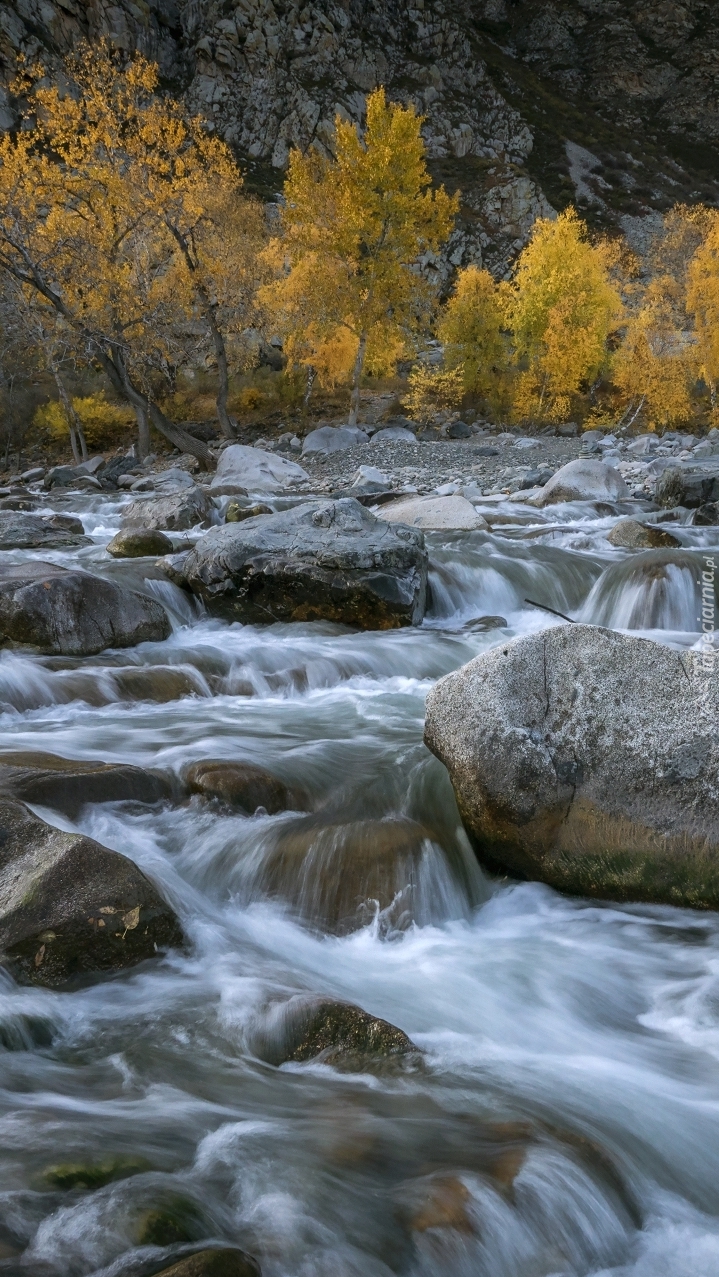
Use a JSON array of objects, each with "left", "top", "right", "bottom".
[{"left": 34, "top": 394, "right": 135, "bottom": 450}]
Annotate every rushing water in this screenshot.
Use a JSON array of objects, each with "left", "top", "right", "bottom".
[{"left": 1, "top": 486, "right": 719, "bottom": 1277}]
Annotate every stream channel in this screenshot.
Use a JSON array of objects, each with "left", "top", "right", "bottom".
[{"left": 0, "top": 485, "right": 718, "bottom": 1277}]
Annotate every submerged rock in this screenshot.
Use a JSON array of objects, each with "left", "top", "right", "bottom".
[
  {"left": 106, "top": 528, "right": 174, "bottom": 557},
  {"left": 0, "top": 799, "right": 184, "bottom": 987},
  {"left": 0, "top": 751, "right": 173, "bottom": 816},
  {"left": 120, "top": 487, "right": 213, "bottom": 532},
  {"left": 607, "top": 519, "right": 680, "bottom": 549},
  {"left": 112, "top": 666, "right": 204, "bottom": 703},
  {"left": 0, "top": 562, "right": 171, "bottom": 655},
  {"left": 154, "top": 1250, "right": 261, "bottom": 1277},
  {"left": 43, "top": 1156, "right": 151, "bottom": 1191},
  {"left": 0, "top": 512, "right": 90, "bottom": 551},
  {"left": 534, "top": 459, "right": 628, "bottom": 506},
  {"left": 376, "top": 494, "right": 486, "bottom": 531},
  {"left": 135, "top": 1198, "right": 205, "bottom": 1247},
  {"left": 270, "top": 996, "right": 419, "bottom": 1071},
  {"left": 210, "top": 444, "right": 308, "bottom": 495},
  {"left": 424, "top": 625, "right": 719, "bottom": 909},
  {"left": 183, "top": 760, "right": 302, "bottom": 814},
  {"left": 182, "top": 498, "right": 428, "bottom": 629}
]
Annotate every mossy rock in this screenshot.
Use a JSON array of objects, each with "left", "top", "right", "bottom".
[
  {"left": 106, "top": 529, "right": 174, "bottom": 558},
  {"left": 43, "top": 1155, "right": 151, "bottom": 1191},
  {"left": 270, "top": 997, "right": 421, "bottom": 1073},
  {"left": 135, "top": 1197, "right": 205, "bottom": 1247}
]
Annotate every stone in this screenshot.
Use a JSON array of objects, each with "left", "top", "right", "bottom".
[
  {"left": 20, "top": 467, "right": 44, "bottom": 483},
  {"left": 120, "top": 487, "right": 213, "bottom": 531},
  {"left": 626, "top": 435, "right": 659, "bottom": 456},
  {"left": 225, "top": 501, "right": 272, "bottom": 523},
  {"left": 302, "top": 425, "right": 369, "bottom": 455},
  {"left": 409, "top": 1176, "right": 474, "bottom": 1233},
  {"left": 376, "top": 495, "right": 487, "bottom": 531},
  {"left": 424, "top": 625, "right": 719, "bottom": 909},
  {"left": 534, "top": 459, "right": 628, "bottom": 506},
  {"left": 473, "top": 444, "right": 500, "bottom": 456},
  {"left": 270, "top": 996, "right": 419, "bottom": 1071},
  {"left": 557, "top": 422, "right": 579, "bottom": 437},
  {"left": 106, "top": 529, "right": 173, "bottom": 557},
  {"left": 183, "top": 760, "right": 303, "bottom": 814},
  {"left": 43, "top": 1156, "right": 151, "bottom": 1191},
  {"left": 608, "top": 519, "right": 680, "bottom": 549},
  {"left": 153, "top": 1249, "right": 261, "bottom": 1277},
  {"left": 181, "top": 499, "right": 427, "bottom": 629},
  {"left": 0, "top": 799, "right": 184, "bottom": 987},
  {"left": 0, "top": 512, "right": 90, "bottom": 551},
  {"left": 512, "top": 437, "right": 540, "bottom": 450},
  {"left": 135, "top": 1199, "right": 204, "bottom": 1247},
  {"left": 352, "top": 465, "right": 390, "bottom": 488},
  {"left": 694, "top": 502, "right": 719, "bottom": 526},
  {"left": 446, "top": 420, "right": 472, "bottom": 440},
  {"left": 111, "top": 666, "right": 204, "bottom": 703},
  {"left": 655, "top": 463, "right": 719, "bottom": 509},
  {"left": 0, "top": 751, "right": 173, "bottom": 816},
  {"left": 372, "top": 426, "right": 417, "bottom": 444},
  {"left": 0, "top": 562, "right": 171, "bottom": 656},
  {"left": 211, "top": 444, "right": 308, "bottom": 494},
  {"left": 130, "top": 466, "right": 196, "bottom": 492}
]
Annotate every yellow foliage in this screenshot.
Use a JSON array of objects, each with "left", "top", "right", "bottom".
[
  {"left": 402, "top": 364, "right": 464, "bottom": 424},
  {"left": 613, "top": 278, "right": 693, "bottom": 430},
  {"left": 686, "top": 213, "right": 719, "bottom": 405},
  {"left": 35, "top": 394, "right": 134, "bottom": 448},
  {"left": 437, "top": 265, "right": 507, "bottom": 400},
  {"left": 233, "top": 387, "right": 266, "bottom": 413}
]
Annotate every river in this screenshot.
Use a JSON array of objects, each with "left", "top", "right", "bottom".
[{"left": 1, "top": 486, "right": 718, "bottom": 1277}]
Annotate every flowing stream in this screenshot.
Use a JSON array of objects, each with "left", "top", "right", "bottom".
[{"left": 1, "top": 486, "right": 719, "bottom": 1277}]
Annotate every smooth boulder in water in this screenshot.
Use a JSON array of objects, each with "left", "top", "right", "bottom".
[
  {"left": 0, "top": 512, "right": 90, "bottom": 551},
  {"left": 154, "top": 1249, "right": 261, "bottom": 1277},
  {"left": 181, "top": 498, "right": 428, "bottom": 628},
  {"left": 376, "top": 494, "right": 487, "bottom": 531},
  {"left": 120, "top": 487, "right": 213, "bottom": 532},
  {"left": 183, "top": 759, "right": 303, "bottom": 814},
  {"left": 106, "top": 528, "right": 174, "bottom": 557},
  {"left": 0, "top": 751, "right": 173, "bottom": 817},
  {"left": 607, "top": 519, "right": 680, "bottom": 549},
  {"left": 0, "top": 562, "right": 171, "bottom": 655},
  {"left": 264, "top": 995, "right": 419, "bottom": 1071},
  {"left": 424, "top": 624, "right": 719, "bottom": 909},
  {"left": 534, "top": 459, "right": 628, "bottom": 506},
  {"left": 0, "top": 799, "right": 184, "bottom": 987}
]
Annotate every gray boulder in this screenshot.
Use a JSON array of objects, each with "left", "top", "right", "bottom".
[
  {"left": 0, "top": 751, "right": 173, "bottom": 817},
  {"left": 534, "top": 459, "right": 628, "bottom": 506},
  {"left": 376, "top": 494, "right": 486, "bottom": 531},
  {"left": 181, "top": 498, "right": 428, "bottom": 628},
  {"left": 0, "top": 562, "right": 171, "bottom": 655},
  {"left": 106, "top": 528, "right": 174, "bottom": 557},
  {"left": 0, "top": 512, "right": 90, "bottom": 551},
  {"left": 608, "top": 519, "right": 680, "bottom": 549},
  {"left": 0, "top": 799, "right": 184, "bottom": 987},
  {"left": 655, "top": 463, "right": 719, "bottom": 509},
  {"left": 424, "top": 625, "right": 719, "bottom": 908},
  {"left": 120, "top": 486, "right": 213, "bottom": 532},
  {"left": 210, "top": 444, "right": 308, "bottom": 495},
  {"left": 130, "top": 466, "right": 196, "bottom": 493},
  {"left": 694, "top": 502, "right": 719, "bottom": 526},
  {"left": 302, "top": 425, "right": 369, "bottom": 455},
  {"left": 372, "top": 426, "right": 416, "bottom": 444}
]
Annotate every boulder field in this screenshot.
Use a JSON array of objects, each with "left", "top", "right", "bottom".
[{"left": 424, "top": 625, "right": 719, "bottom": 909}]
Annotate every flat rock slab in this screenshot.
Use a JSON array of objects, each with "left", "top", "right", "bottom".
[
  {"left": 302, "top": 425, "right": 369, "bottom": 455},
  {"left": 120, "top": 487, "right": 213, "bottom": 532},
  {"left": 181, "top": 498, "right": 428, "bottom": 629},
  {"left": 0, "top": 561, "right": 170, "bottom": 655},
  {"left": 376, "top": 494, "right": 487, "bottom": 531},
  {"left": 533, "top": 459, "right": 628, "bottom": 506},
  {"left": 0, "top": 512, "right": 90, "bottom": 551},
  {"left": 211, "top": 445, "right": 308, "bottom": 495},
  {"left": 0, "top": 751, "right": 173, "bottom": 816},
  {"left": 0, "top": 799, "right": 184, "bottom": 987},
  {"left": 425, "top": 624, "right": 719, "bottom": 909}
]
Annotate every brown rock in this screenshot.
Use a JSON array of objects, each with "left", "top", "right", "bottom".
[
  {"left": 410, "top": 1176, "right": 474, "bottom": 1233},
  {"left": 273, "top": 997, "right": 419, "bottom": 1072},
  {"left": 0, "top": 751, "right": 173, "bottom": 817},
  {"left": 112, "top": 666, "right": 204, "bottom": 704},
  {"left": 608, "top": 519, "right": 680, "bottom": 548},
  {"left": 225, "top": 501, "right": 272, "bottom": 523},
  {"left": 154, "top": 1249, "right": 261, "bottom": 1277},
  {"left": 106, "top": 529, "right": 174, "bottom": 557},
  {"left": 183, "top": 760, "right": 301, "bottom": 814}
]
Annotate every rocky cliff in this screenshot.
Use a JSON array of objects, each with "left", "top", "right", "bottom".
[{"left": 2, "top": 1, "right": 717, "bottom": 274}]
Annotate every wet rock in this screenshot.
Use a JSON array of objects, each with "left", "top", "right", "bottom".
[
  {"left": 112, "top": 666, "right": 204, "bottom": 703},
  {"left": 534, "top": 459, "right": 628, "bottom": 506},
  {"left": 120, "top": 487, "right": 213, "bottom": 532},
  {"left": 135, "top": 1198, "right": 204, "bottom": 1247},
  {"left": 106, "top": 529, "right": 174, "bottom": 557},
  {"left": 0, "top": 562, "right": 171, "bottom": 655},
  {"left": 130, "top": 467, "right": 196, "bottom": 493},
  {"left": 20, "top": 467, "right": 44, "bottom": 484},
  {"left": 0, "top": 751, "right": 173, "bottom": 815},
  {"left": 424, "top": 624, "right": 719, "bottom": 909},
  {"left": 694, "top": 502, "right": 719, "bottom": 526},
  {"left": 225, "top": 500, "right": 273, "bottom": 523},
  {"left": 463, "top": 615, "right": 508, "bottom": 631},
  {"left": 302, "top": 425, "right": 369, "bottom": 455},
  {"left": 182, "top": 499, "right": 428, "bottom": 629},
  {"left": 408, "top": 1176, "right": 474, "bottom": 1233},
  {"left": 608, "top": 519, "right": 680, "bottom": 549},
  {"left": 43, "top": 1156, "right": 151, "bottom": 1191},
  {"left": 376, "top": 494, "right": 486, "bottom": 531},
  {"left": 272, "top": 996, "right": 419, "bottom": 1070},
  {"left": 0, "top": 512, "right": 90, "bottom": 551},
  {"left": 183, "top": 759, "right": 302, "bottom": 814},
  {"left": 0, "top": 799, "right": 184, "bottom": 987},
  {"left": 210, "top": 444, "right": 308, "bottom": 495},
  {"left": 154, "top": 1249, "right": 261, "bottom": 1277},
  {"left": 655, "top": 463, "right": 719, "bottom": 509}
]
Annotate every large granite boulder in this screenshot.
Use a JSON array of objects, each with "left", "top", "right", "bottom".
[
  {"left": 0, "top": 799, "right": 184, "bottom": 987},
  {"left": 0, "top": 752, "right": 173, "bottom": 817},
  {"left": 655, "top": 462, "right": 719, "bottom": 509},
  {"left": 424, "top": 625, "right": 719, "bottom": 908},
  {"left": 210, "top": 444, "right": 308, "bottom": 495},
  {"left": 534, "top": 459, "right": 628, "bottom": 506},
  {"left": 0, "top": 512, "right": 90, "bottom": 551},
  {"left": 376, "top": 494, "right": 486, "bottom": 531},
  {"left": 302, "top": 425, "right": 368, "bottom": 455},
  {"left": 181, "top": 498, "right": 428, "bottom": 628},
  {"left": 120, "top": 486, "right": 213, "bottom": 531},
  {"left": 0, "top": 562, "right": 171, "bottom": 655}
]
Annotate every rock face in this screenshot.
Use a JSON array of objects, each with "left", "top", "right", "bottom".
[
  {"left": 183, "top": 760, "right": 302, "bottom": 814},
  {"left": 608, "top": 519, "right": 680, "bottom": 549},
  {"left": 302, "top": 425, "right": 369, "bottom": 455},
  {"left": 0, "top": 562, "right": 171, "bottom": 655},
  {"left": 0, "top": 512, "right": 90, "bottom": 551},
  {"left": 120, "top": 487, "right": 213, "bottom": 531},
  {"left": 377, "top": 494, "right": 486, "bottom": 531},
  {"left": 181, "top": 499, "right": 428, "bottom": 628},
  {"left": 267, "top": 996, "right": 419, "bottom": 1071},
  {"left": 424, "top": 625, "right": 719, "bottom": 909},
  {"left": 106, "top": 529, "right": 174, "bottom": 557},
  {"left": 656, "top": 464, "right": 719, "bottom": 509},
  {"left": 0, "top": 752, "right": 173, "bottom": 817},
  {"left": 0, "top": 799, "right": 184, "bottom": 987},
  {"left": 535, "top": 459, "right": 629, "bottom": 506},
  {"left": 210, "top": 445, "right": 308, "bottom": 495},
  {"left": 155, "top": 1249, "right": 261, "bottom": 1277}
]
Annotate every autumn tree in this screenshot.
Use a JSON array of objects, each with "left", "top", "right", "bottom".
[
  {"left": 437, "top": 265, "right": 507, "bottom": 409},
  {"left": 261, "top": 88, "right": 458, "bottom": 426},
  {"left": 506, "top": 209, "right": 622, "bottom": 422},
  {"left": 613, "top": 275, "right": 694, "bottom": 431},
  {"left": 686, "top": 211, "right": 719, "bottom": 414}
]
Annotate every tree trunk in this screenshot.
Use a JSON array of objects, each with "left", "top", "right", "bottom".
[
  {"left": 134, "top": 400, "right": 151, "bottom": 459},
  {"left": 96, "top": 346, "right": 213, "bottom": 469},
  {"left": 51, "top": 361, "right": 88, "bottom": 463},
  {"left": 348, "top": 332, "right": 368, "bottom": 427},
  {"left": 304, "top": 364, "right": 316, "bottom": 407},
  {"left": 167, "top": 223, "right": 235, "bottom": 440}
]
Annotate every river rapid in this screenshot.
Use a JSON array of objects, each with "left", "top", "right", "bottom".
[{"left": 1, "top": 485, "right": 718, "bottom": 1277}]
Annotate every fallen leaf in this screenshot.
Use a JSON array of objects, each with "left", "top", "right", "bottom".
[
  {"left": 121, "top": 906, "right": 140, "bottom": 933},
  {"left": 34, "top": 945, "right": 45, "bottom": 967}
]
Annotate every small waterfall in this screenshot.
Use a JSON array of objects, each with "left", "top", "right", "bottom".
[{"left": 579, "top": 550, "right": 715, "bottom": 632}]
